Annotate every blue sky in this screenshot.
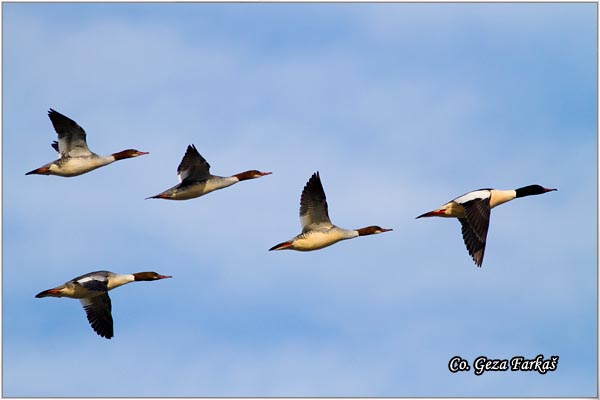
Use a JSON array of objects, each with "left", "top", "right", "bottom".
[{"left": 2, "top": 2, "right": 597, "bottom": 397}]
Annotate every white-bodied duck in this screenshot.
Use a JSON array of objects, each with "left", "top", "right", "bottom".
[
  {"left": 269, "top": 171, "right": 392, "bottom": 251},
  {"left": 35, "top": 270, "right": 172, "bottom": 339},
  {"left": 146, "top": 144, "right": 271, "bottom": 200},
  {"left": 26, "top": 109, "right": 149, "bottom": 177},
  {"left": 416, "top": 185, "right": 557, "bottom": 267}
]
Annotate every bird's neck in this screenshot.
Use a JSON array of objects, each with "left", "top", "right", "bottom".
[
  {"left": 107, "top": 274, "right": 135, "bottom": 290},
  {"left": 489, "top": 189, "right": 517, "bottom": 209}
]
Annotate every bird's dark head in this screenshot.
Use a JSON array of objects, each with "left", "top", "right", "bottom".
[{"left": 515, "top": 185, "right": 557, "bottom": 198}]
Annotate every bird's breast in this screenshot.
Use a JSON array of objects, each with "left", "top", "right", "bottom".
[
  {"left": 53, "top": 156, "right": 111, "bottom": 177},
  {"left": 489, "top": 189, "right": 517, "bottom": 209}
]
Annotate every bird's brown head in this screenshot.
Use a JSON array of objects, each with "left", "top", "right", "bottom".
[
  {"left": 113, "top": 149, "right": 150, "bottom": 160},
  {"left": 133, "top": 272, "right": 172, "bottom": 281},
  {"left": 356, "top": 226, "right": 393, "bottom": 236},
  {"left": 234, "top": 170, "right": 272, "bottom": 181}
]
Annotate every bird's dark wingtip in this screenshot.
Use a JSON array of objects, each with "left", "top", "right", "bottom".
[{"left": 473, "top": 252, "right": 485, "bottom": 268}]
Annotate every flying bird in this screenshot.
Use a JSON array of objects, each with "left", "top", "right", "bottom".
[
  {"left": 35, "top": 270, "right": 172, "bottom": 339},
  {"left": 269, "top": 171, "right": 392, "bottom": 251},
  {"left": 416, "top": 185, "right": 557, "bottom": 267},
  {"left": 146, "top": 144, "right": 271, "bottom": 200},
  {"left": 26, "top": 109, "right": 149, "bottom": 177}
]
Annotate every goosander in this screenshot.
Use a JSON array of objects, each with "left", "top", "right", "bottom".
[
  {"left": 146, "top": 144, "right": 271, "bottom": 200},
  {"left": 35, "top": 270, "right": 172, "bottom": 339},
  {"left": 26, "top": 109, "right": 149, "bottom": 177},
  {"left": 416, "top": 185, "right": 557, "bottom": 267},
  {"left": 269, "top": 171, "right": 392, "bottom": 251}
]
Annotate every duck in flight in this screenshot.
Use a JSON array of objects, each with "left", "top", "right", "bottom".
[
  {"left": 416, "top": 185, "right": 557, "bottom": 267},
  {"left": 269, "top": 171, "right": 392, "bottom": 251},
  {"left": 26, "top": 109, "right": 149, "bottom": 177},
  {"left": 146, "top": 144, "right": 271, "bottom": 200},
  {"left": 35, "top": 270, "right": 172, "bottom": 339}
]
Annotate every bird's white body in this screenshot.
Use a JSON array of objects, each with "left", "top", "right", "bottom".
[
  {"left": 45, "top": 155, "right": 116, "bottom": 177},
  {"left": 433, "top": 189, "right": 517, "bottom": 218},
  {"left": 286, "top": 227, "right": 359, "bottom": 251}
]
